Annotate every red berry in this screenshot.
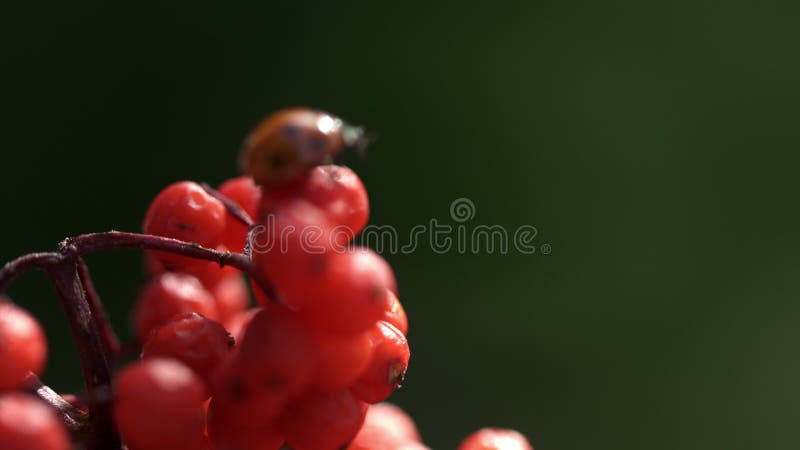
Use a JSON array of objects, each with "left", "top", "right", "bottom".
[
  {"left": 133, "top": 273, "right": 219, "bottom": 342},
  {"left": 211, "top": 274, "right": 250, "bottom": 328},
  {"left": 225, "top": 308, "right": 260, "bottom": 344},
  {"left": 0, "top": 393, "right": 70, "bottom": 450},
  {"left": 351, "top": 321, "right": 410, "bottom": 404},
  {"left": 458, "top": 428, "right": 534, "bottom": 450},
  {"left": 301, "top": 248, "right": 396, "bottom": 335},
  {"left": 209, "top": 351, "right": 290, "bottom": 428},
  {"left": 240, "top": 108, "right": 361, "bottom": 187},
  {"left": 382, "top": 289, "right": 409, "bottom": 335},
  {"left": 218, "top": 176, "right": 261, "bottom": 252},
  {"left": 141, "top": 313, "right": 233, "bottom": 389},
  {"left": 310, "top": 328, "right": 373, "bottom": 391},
  {"left": 264, "top": 165, "right": 369, "bottom": 237},
  {"left": 396, "top": 443, "right": 432, "bottom": 450},
  {"left": 114, "top": 359, "right": 207, "bottom": 450},
  {"left": 277, "top": 389, "right": 367, "bottom": 450},
  {"left": 143, "top": 181, "right": 227, "bottom": 271},
  {"left": 301, "top": 165, "right": 369, "bottom": 235},
  {"left": 348, "top": 402, "right": 422, "bottom": 450},
  {"left": 252, "top": 198, "right": 335, "bottom": 309},
  {"left": 206, "top": 398, "right": 283, "bottom": 450},
  {"left": 0, "top": 301, "right": 47, "bottom": 389},
  {"left": 237, "top": 308, "right": 316, "bottom": 397}
]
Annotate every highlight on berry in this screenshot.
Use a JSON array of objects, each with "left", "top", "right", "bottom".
[{"left": 0, "top": 108, "right": 533, "bottom": 450}]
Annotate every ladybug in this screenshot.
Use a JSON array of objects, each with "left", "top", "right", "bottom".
[{"left": 239, "top": 108, "right": 367, "bottom": 187}]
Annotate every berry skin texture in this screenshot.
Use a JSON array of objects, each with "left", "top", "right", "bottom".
[
  {"left": 348, "top": 402, "right": 422, "bottom": 450},
  {"left": 240, "top": 108, "right": 350, "bottom": 187},
  {"left": 209, "top": 352, "right": 290, "bottom": 428},
  {"left": 299, "top": 165, "right": 369, "bottom": 236},
  {"left": 206, "top": 398, "right": 283, "bottom": 450},
  {"left": 351, "top": 321, "right": 410, "bottom": 404},
  {"left": 141, "top": 313, "right": 234, "bottom": 389},
  {"left": 142, "top": 181, "right": 227, "bottom": 271},
  {"left": 458, "top": 428, "right": 534, "bottom": 450},
  {"left": 224, "top": 307, "right": 260, "bottom": 344},
  {"left": 114, "top": 359, "right": 208, "bottom": 450},
  {"left": 133, "top": 272, "right": 219, "bottom": 342},
  {"left": 0, "top": 393, "right": 70, "bottom": 450},
  {"left": 310, "top": 328, "right": 373, "bottom": 391},
  {"left": 301, "top": 248, "right": 396, "bottom": 335},
  {"left": 0, "top": 301, "right": 48, "bottom": 389},
  {"left": 211, "top": 274, "right": 250, "bottom": 328},
  {"left": 277, "top": 389, "right": 368, "bottom": 450},
  {"left": 237, "top": 308, "right": 316, "bottom": 397},
  {"left": 382, "top": 289, "right": 409, "bottom": 335},
  {"left": 264, "top": 165, "right": 370, "bottom": 238},
  {"left": 218, "top": 176, "right": 261, "bottom": 252},
  {"left": 252, "top": 197, "right": 336, "bottom": 309}
]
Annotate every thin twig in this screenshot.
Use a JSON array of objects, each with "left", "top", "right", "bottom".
[
  {"left": 77, "top": 258, "right": 120, "bottom": 361},
  {"left": 200, "top": 182, "right": 255, "bottom": 228},
  {"left": 0, "top": 252, "right": 62, "bottom": 292},
  {"left": 48, "top": 260, "right": 121, "bottom": 450},
  {"left": 0, "top": 231, "right": 279, "bottom": 307},
  {"left": 25, "top": 372, "right": 90, "bottom": 435}
]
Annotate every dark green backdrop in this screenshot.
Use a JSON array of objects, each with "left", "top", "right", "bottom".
[{"left": 2, "top": 1, "right": 800, "bottom": 449}]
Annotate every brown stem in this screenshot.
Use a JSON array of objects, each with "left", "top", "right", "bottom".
[
  {"left": 25, "top": 373, "right": 90, "bottom": 436},
  {"left": 77, "top": 258, "right": 121, "bottom": 361},
  {"left": 200, "top": 182, "right": 255, "bottom": 228},
  {"left": 0, "top": 231, "right": 281, "bottom": 450},
  {"left": 0, "top": 231, "right": 280, "bottom": 310},
  {"left": 47, "top": 259, "right": 121, "bottom": 450},
  {"left": 0, "top": 252, "right": 61, "bottom": 292}
]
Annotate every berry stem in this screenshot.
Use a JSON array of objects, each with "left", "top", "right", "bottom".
[
  {"left": 47, "top": 259, "right": 122, "bottom": 450},
  {"left": 0, "top": 252, "right": 61, "bottom": 292},
  {"left": 77, "top": 258, "right": 121, "bottom": 362},
  {"left": 201, "top": 182, "right": 255, "bottom": 228},
  {"left": 24, "top": 372, "right": 91, "bottom": 436},
  {"left": 0, "top": 231, "right": 278, "bottom": 301}
]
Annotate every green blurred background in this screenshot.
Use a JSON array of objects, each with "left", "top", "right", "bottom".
[{"left": 2, "top": 1, "right": 800, "bottom": 448}]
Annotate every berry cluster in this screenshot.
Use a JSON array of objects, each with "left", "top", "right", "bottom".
[{"left": 0, "top": 108, "right": 533, "bottom": 450}]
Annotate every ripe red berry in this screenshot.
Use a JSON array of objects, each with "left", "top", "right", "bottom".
[
  {"left": 382, "top": 289, "right": 409, "bottom": 335},
  {"left": 264, "top": 165, "right": 369, "bottom": 237},
  {"left": 210, "top": 274, "right": 250, "bottom": 328},
  {"left": 240, "top": 108, "right": 364, "bottom": 187},
  {"left": 209, "top": 351, "right": 289, "bottom": 428},
  {"left": 0, "top": 300, "right": 47, "bottom": 390},
  {"left": 206, "top": 398, "right": 283, "bottom": 450},
  {"left": 225, "top": 307, "right": 260, "bottom": 343},
  {"left": 458, "top": 428, "right": 534, "bottom": 450},
  {"left": 348, "top": 402, "right": 422, "bottom": 450},
  {"left": 133, "top": 273, "right": 219, "bottom": 342},
  {"left": 237, "top": 308, "right": 316, "bottom": 397},
  {"left": 277, "top": 389, "right": 368, "bottom": 450},
  {"left": 218, "top": 176, "right": 261, "bottom": 252},
  {"left": 301, "top": 248, "right": 396, "bottom": 335},
  {"left": 143, "top": 181, "right": 227, "bottom": 271},
  {"left": 0, "top": 393, "right": 70, "bottom": 450},
  {"left": 141, "top": 313, "right": 234, "bottom": 389},
  {"left": 113, "top": 359, "right": 208, "bottom": 450},
  {"left": 252, "top": 198, "right": 336, "bottom": 309},
  {"left": 310, "top": 328, "right": 373, "bottom": 391},
  {"left": 395, "top": 444, "right": 432, "bottom": 450},
  {"left": 300, "top": 165, "right": 369, "bottom": 235},
  {"left": 351, "top": 321, "right": 410, "bottom": 404}
]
